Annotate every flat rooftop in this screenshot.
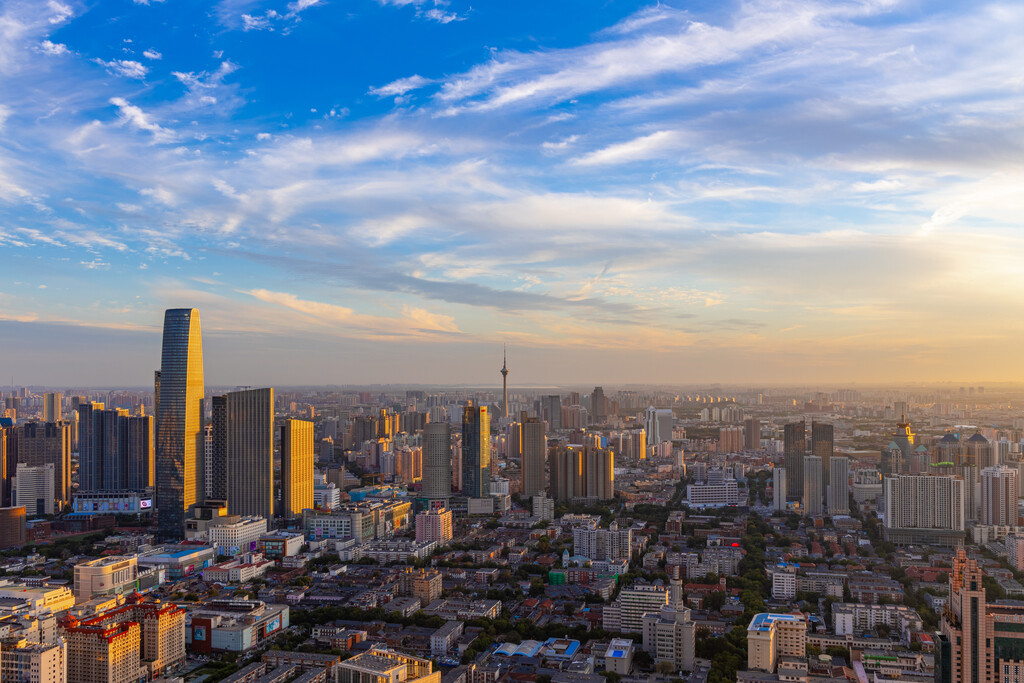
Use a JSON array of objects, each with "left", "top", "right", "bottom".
[{"left": 749, "top": 613, "right": 801, "bottom": 632}]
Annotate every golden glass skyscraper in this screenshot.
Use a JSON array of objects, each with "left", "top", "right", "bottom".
[
  {"left": 280, "top": 418, "right": 313, "bottom": 519},
  {"left": 156, "top": 308, "right": 205, "bottom": 539},
  {"left": 461, "top": 404, "right": 490, "bottom": 499}
]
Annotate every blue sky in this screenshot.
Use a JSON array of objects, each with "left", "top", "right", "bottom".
[{"left": 1, "top": 0, "right": 1023, "bottom": 386}]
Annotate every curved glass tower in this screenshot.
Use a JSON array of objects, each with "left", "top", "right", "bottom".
[{"left": 156, "top": 308, "right": 205, "bottom": 539}]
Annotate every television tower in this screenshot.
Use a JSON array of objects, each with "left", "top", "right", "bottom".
[{"left": 500, "top": 346, "right": 509, "bottom": 419}]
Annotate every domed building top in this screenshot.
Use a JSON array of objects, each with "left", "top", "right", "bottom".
[
  {"left": 939, "top": 431, "right": 960, "bottom": 444},
  {"left": 967, "top": 431, "right": 989, "bottom": 443}
]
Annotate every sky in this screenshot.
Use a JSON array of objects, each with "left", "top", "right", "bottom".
[{"left": 1, "top": 0, "right": 1023, "bottom": 387}]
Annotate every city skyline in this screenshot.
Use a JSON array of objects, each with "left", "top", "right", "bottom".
[{"left": 1, "top": 1, "right": 1023, "bottom": 385}]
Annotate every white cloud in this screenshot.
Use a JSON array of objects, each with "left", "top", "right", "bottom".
[
  {"left": 38, "top": 40, "right": 69, "bottom": 55},
  {"left": 142, "top": 49, "right": 162, "bottom": 60},
  {"left": 572, "top": 130, "right": 684, "bottom": 166},
  {"left": 47, "top": 0, "right": 72, "bottom": 24},
  {"left": 94, "top": 58, "right": 148, "bottom": 79},
  {"left": 423, "top": 8, "right": 461, "bottom": 23},
  {"left": 368, "top": 74, "right": 435, "bottom": 97},
  {"left": 109, "top": 97, "right": 175, "bottom": 142},
  {"left": 132, "top": 0, "right": 166, "bottom": 4}
]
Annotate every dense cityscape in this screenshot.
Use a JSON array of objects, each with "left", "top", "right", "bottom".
[{"left": 0, "top": 308, "right": 1020, "bottom": 683}]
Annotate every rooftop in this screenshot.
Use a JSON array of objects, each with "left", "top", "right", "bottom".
[{"left": 748, "top": 613, "right": 801, "bottom": 632}]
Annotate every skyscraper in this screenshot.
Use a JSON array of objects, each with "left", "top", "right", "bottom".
[
  {"left": 121, "top": 415, "right": 154, "bottom": 491},
  {"left": 280, "top": 419, "right": 313, "bottom": 519},
  {"left": 461, "top": 404, "right": 490, "bottom": 498},
  {"left": 423, "top": 421, "right": 452, "bottom": 501},
  {"left": 743, "top": 418, "right": 759, "bottom": 451},
  {"left": 214, "top": 388, "right": 274, "bottom": 520},
  {"left": 42, "top": 393, "right": 61, "bottom": 423},
  {"left": 828, "top": 456, "right": 849, "bottom": 515},
  {"left": 773, "top": 468, "right": 787, "bottom": 512},
  {"left": 156, "top": 308, "right": 205, "bottom": 539},
  {"left": 802, "top": 455, "right": 822, "bottom": 517},
  {"left": 500, "top": 347, "right": 509, "bottom": 419},
  {"left": 981, "top": 464, "right": 1018, "bottom": 526},
  {"left": 591, "top": 386, "right": 607, "bottom": 424},
  {"left": 883, "top": 474, "right": 965, "bottom": 545},
  {"left": 76, "top": 401, "right": 105, "bottom": 493},
  {"left": 810, "top": 421, "right": 833, "bottom": 478},
  {"left": 644, "top": 407, "right": 673, "bottom": 445},
  {"left": 542, "top": 395, "right": 561, "bottom": 430},
  {"left": 514, "top": 415, "right": 546, "bottom": 498},
  {"left": 784, "top": 421, "right": 806, "bottom": 499}
]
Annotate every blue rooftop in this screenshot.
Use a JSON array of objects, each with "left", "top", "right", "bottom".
[{"left": 749, "top": 613, "right": 800, "bottom": 632}]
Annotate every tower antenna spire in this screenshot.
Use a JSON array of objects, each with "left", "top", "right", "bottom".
[{"left": 500, "top": 345, "right": 509, "bottom": 419}]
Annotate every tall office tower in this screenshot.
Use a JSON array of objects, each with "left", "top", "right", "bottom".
[
  {"left": 500, "top": 348, "right": 509, "bottom": 419},
  {"left": 42, "top": 393, "right": 61, "bottom": 422},
  {"left": 891, "top": 415, "right": 915, "bottom": 463},
  {"left": 16, "top": 463, "right": 55, "bottom": 515},
  {"left": 423, "top": 422, "right": 452, "bottom": 501},
  {"left": 0, "top": 426, "right": 12, "bottom": 507},
  {"left": 76, "top": 402, "right": 105, "bottom": 493},
  {"left": 542, "top": 395, "right": 561, "bottom": 430},
  {"left": 883, "top": 474, "right": 965, "bottom": 545},
  {"left": 153, "top": 370, "right": 160, "bottom": 430},
  {"left": 210, "top": 396, "right": 227, "bottom": 501},
  {"left": 14, "top": 421, "right": 72, "bottom": 508},
  {"left": 215, "top": 388, "right": 274, "bottom": 520},
  {"left": 156, "top": 307, "right": 205, "bottom": 539},
  {"left": 980, "top": 465, "right": 1019, "bottom": 526},
  {"left": 120, "top": 415, "right": 154, "bottom": 490},
  {"left": 744, "top": 418, "right": 759, "bottom": 451},
  {"left": 802, "top": 455, "right": 822, "bottom": 517},
  {"left": 967, "top": 432, "right": 997, "bottom": 470},
  {"left": 644, "top": 407, "right": 674, "bottom": 445},
  {"left": 810, "top": 421, "right": 834, "bottom": 478},
  {"left": 773, "top": 468, "right": 787, "bottom": 512},
  {"left": 203, "top": 424, "right": 214, "bottom": 499},
  {"left": 280, "top": 419, "right": 313, "bottom": 519},
  {"left": 828, "top": 456, "right": 849, "bottom": 515},
  {"left": 783, "top": 421, "right": 806, "bottom": 499},
  {"left": 549, "top": 445, "right": 614, "bottom": 502},
  {"left": 461, "top": 404, "right": 490, "bottom": 499},
  {"left": 935, "top": 431, "right": 961, "bottom": 465},
  {"left": 514, "top": 415, "right": 547, "bottom": 498},
  {"left": 591, "top": 386, "right": 607, "bottom": 423},
  {"left": 937, "top": 548, "right": 1024, "bottom": 683}
]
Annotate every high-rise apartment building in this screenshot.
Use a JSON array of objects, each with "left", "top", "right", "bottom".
[
  {"left": 1, "top": 638, "right": 67, "bottom": 683},
  {"left": 883, "top": 474, "right": 965, "bottom": 546},
  {"left": 980, "top": 465, "right": 1018, "bottom": 527},
  {"left": 77, "top": 402, "right": 104, "bottom": 493},
  {"left": 747, "top": 613, "right": 807, "bottom": 673},
  {"left": 0, "top": 506, "right": 26, "bottom": 548},
  {"left": 214, "top": 388, "right": 274, "bottom": 520},
  {"left": 773, "top": 468, "right": 787, "bottom": 512},
  {"left": 573, "top": 524, "right": 632, "bottom": 561},
  {"left": 550, "top": 444, "right": 614, "bottom": 502},
  {"left": 0, "top": 425, "right": 14, "bottom": 506},
  {"left": 14, "top": 421, "right": 72, "bottom": 508},
  {"left": 461, "top": 404, "right": 490, "bottom": 499},
  {"left": 280, "top": 419, "right": 313, "bottom": 519},
  {"left": 422, "top": 422, "right": 451, "bottom": 501},
  {"left": 802, "top": 455, "right": 822, "bottom": 517},
  {"left": 642, "top": 606, "right": 696, "bottom": 673},
  {"left": 513, "top": 415, "right": 546, "bottom": 498},
  {"left": 156, "top": 308, "right": 205, "bottom": 539},
  {"left": 828, "top": 456, "right": 849, "bottom": 515},
  {"left": 42, "top": 393, "right": 62, "bottom": 423},
  {"left": 618, "top": 429, "right": 646, "bottom": 462},
  {"left": 783, "top": 421, "right": 806, "bottom": 499},
  {"left": 415, "top": 507, "right": 453, "bottom": 544},
  {"left": 719, "top": 427, "right": 742, "bottom": 453}
]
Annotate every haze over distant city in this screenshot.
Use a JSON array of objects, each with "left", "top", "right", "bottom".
[{"left": 2, "top": 0, "right": 1023, "bottom": 385}]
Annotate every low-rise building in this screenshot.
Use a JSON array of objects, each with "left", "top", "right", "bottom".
[
  {"left": 431, "top": 621, "right": 464, "bottom": 656},
  {"left": 338, "top": 648, "right": 439, "bottom": 683},
  {"left": 188, "top": 600, "right": 289, "bottom": 653},
  {"left": 0, "top": 583, "right": 76, "bottom": 615},
  {"left": 258, "top": 531, "right": 305, "bottom": 559},
  {"left": 832, "top": 603, "right": 923, "bottom": 643},
  {"left": 202, "top": 554, "right": 274, "bottom": 584}
]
